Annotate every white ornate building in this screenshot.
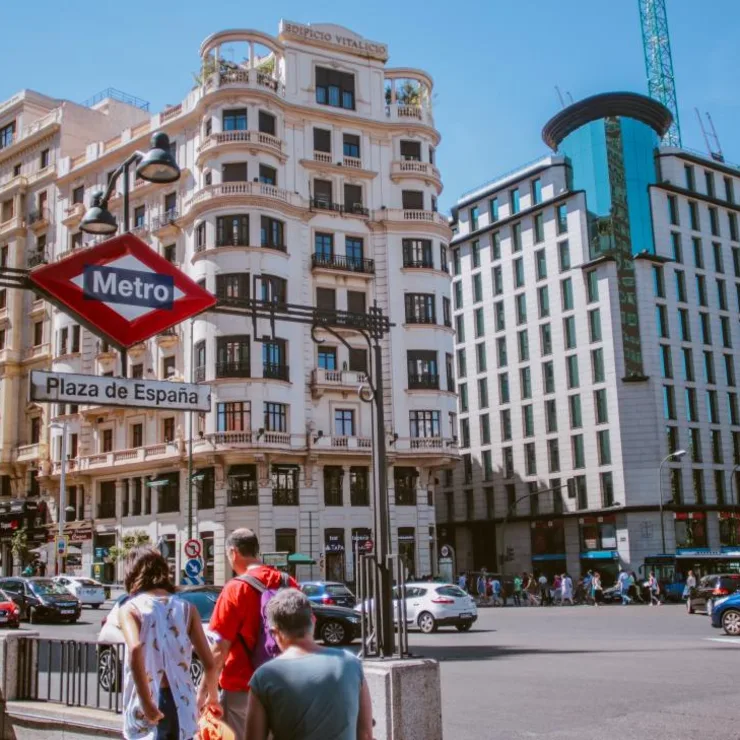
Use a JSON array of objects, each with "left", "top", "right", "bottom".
[{"left": 0, "top": 21, "right": 458, "bottom": 583}]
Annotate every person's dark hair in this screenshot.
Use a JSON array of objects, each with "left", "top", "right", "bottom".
[
  {"left": 266, "top": 588, "right": 313, "bottom": 639},
  {"left": 226, "top": 528, "right": 260, "bottom": 558},
  {"left": 124, "top": 546, "right": 176, "bottom": 595}
]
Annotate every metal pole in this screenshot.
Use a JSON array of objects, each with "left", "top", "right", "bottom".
[
  {"left": 373, "top": 339, "right": 394, "bottom": 658},
  {"left": 659, "top": 460, "right": 667, "bottom": 554},
  {"left": 57, "top": 423, "right": 67, "bottom": 576},
  {"left": 187, "top": 318, "right": 194, "bottom": 540},
  {"left": 119, "top": 162, "right": 131, "bottom": 378},
  {"left": 308, "top": 511, "right": 313, "bottom": 581}
]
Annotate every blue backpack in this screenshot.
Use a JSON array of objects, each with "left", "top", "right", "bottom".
[{"left": 236, "top": 572, "right": 290, "bottom": 669}]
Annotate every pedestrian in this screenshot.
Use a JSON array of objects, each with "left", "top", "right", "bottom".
[
  {"left": 683, "top": 569, "right": 697, "bottom": 601},
  {"left": 491, "top": 576, "right": 502, "bottom": 607},
  {"left": 118, "top": 546, "right": 221, "bottom": 740},
  {"left": 648, "top": 571, "right": 662, "bottom": 606},
  {"left": 591, "top": 571, "right": 603, "bottom": 607},
  {"left": 538, "top": 572, "right": 549, "bottom": 606},
  {"left": 201, "top": 528, "right": 298, "bottom": 738},
  {"left": 561, "top": 573, "right": 574, "bottom": 606},
  {"left": 525, "top": 574, "right": 539, "bottom": 606},
  {"left": 458, "top": 572, "right": 467, "bottom": 592},
  {"left": 552, "top": 573, "right": 562, "bottom": 604},
  {"left": 245, "top": 589, "right": 373, "bottom": 740},
  {"left": 476, "top": 573, "right": 487, "bottom": 605},
  {"left": 617, "top": 569, "right": 632, "bottom": 606},
  {"left": 512, "top": 574, "right": 522, "bottom": 606},
  {"left": 22, "top": 562, "right": 34, "bottom": 577},
  {"left": 630, "top": 571, "right": 643, "bottom": 603}
]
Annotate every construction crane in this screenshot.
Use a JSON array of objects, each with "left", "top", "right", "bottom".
[{"left": 638, "top": 0, "right": 682, "bottom": 147}]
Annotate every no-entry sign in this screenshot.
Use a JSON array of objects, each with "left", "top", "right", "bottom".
[
  {"left": 28, "top": 234, "right": 216, "bottom": 348},
  {"left": 183, "top": 538, "right": 202, "bottom": 559}
]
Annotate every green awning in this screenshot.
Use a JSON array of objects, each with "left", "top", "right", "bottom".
[{"left": 287, "top": 553, "right": 316, "bottom": 565}]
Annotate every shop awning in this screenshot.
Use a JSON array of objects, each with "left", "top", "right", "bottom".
[{"left": 288, "top": 553, "right": 316, "bottom": 565}]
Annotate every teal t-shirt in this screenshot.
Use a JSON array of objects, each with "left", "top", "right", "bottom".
[{"left": 249, "top": 648, "right": 363, "bottom": 740}]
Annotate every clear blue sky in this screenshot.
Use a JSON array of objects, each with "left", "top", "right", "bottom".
[{"left": 3, "top": 0, "right": 739, "bottom": 210}]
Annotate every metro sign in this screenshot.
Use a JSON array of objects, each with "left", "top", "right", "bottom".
[{"left": 29, "top": 234, "right": 216, "bottom": 348}]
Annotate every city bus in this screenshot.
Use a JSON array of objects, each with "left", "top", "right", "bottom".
[{"left": 640, "top": 551, "right": 740, "bottom": 601}]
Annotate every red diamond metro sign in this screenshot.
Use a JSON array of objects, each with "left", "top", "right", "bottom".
[{"left": 29, "top": 234, "right": 216, "bottom": 348}]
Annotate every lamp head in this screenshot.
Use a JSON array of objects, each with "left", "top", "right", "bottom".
[
  {"left": 80, "top": 192, "right": 117, "bottom": 235},
  {"left": 136, "top": 132, "right": 180, "bottom": 184},
  {"left": 673, "top": 449, "right": 687, "bottom": 460}
]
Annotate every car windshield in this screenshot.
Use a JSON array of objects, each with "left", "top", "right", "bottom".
[
  {"left": 700, "top": 576, "right": 718, "bottom": 588},
  {"left": 436, "top": 585, "right": 467, "bottom": 598},
  {"left": 75, "top": 579, "right": 99, "bottom": 587},
  {"left": 179, "top": 590, "right": 219, "bottom": 622},
  {"left": 32, "top": 580, "right": 71, "bottom": 596},
  {"left": 325, "top": 584, "right": 353, "bottom": 596}
]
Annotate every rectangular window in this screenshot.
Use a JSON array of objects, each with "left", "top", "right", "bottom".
[
  {"left": 714, "top": 242, "right": 724, "bottom": 273},
  {"left": 542, "top": 360, "right": 554, "bottom": 394},
  {"left": 707, "top": 389, "right": 720, "bottom": 424},
  {"left": 497, "top": 337, "right": 507, "bottom": 368},
  {"left": 693, "top": 237, "right": 704, "bottom": 268},
  {"left": 217, "top": 401, "right": 251, "bottom": 432},
  {"left": 700, "top": 313, "right": 711, "bottom": 345},
  {"left": 525, "top": 442, "right": 537, "bottom": 475},
  {"left": 696, "top": 274, "right": 707, "bottom": 306},
  {"left": 470, "top": 240, "right": 481, "bottom": 268},
  {"left": 491, "top": 232, "right": 501, "bottom": 260},
  {"left": 492, "top": 266, "right": 503, "bottom": 295},
  {"left": 693, "top": 469, "right": 705, "bottom": 505},
  {"left": 588, "top": 309, "right": 602, "bottom": 343},
  {"left": 595, "top": 388, "right": 608, "bottom": 424},
  {"left": 652, "top": 266, "right": 665, "bottom": 297},
  {"left": 459, "top": 383, "right": 468, "bottom": 412},
  {"left": 726, "top": 354, "right": 736, "bottom": 387},
  {"left": 475, "top": 342, "right": 486, "bottom": 372},
  {"left": 685, "top": 164, "right": 696, "bottom": 191},
  {"left": 558, "top": 241, "right": 570, "bottom": 271},
  {"left": 729, "top": 213, "right": 738, "bottom": 242},
  {"left": 409, "top": 410, "right": 440, "bottom": 439},
  {"left": 511, "top": 222, "right": 522, "bottom": 252},
  {"left": 457, "top": 348, "right": 467, "bottom": 378},
  {"left": 545, "top": 399, "right": 558, "bottom": 432},
  {"left": 689, "top": 201, "right": 700, "bottom": 230},
  {"left": 453, "top": 281, "right": 463, "bottom": 309},
  {"left": 686, "top": 387, "right": 698, "bottom": 422},
  {"left": 482, "top": 451, "right": 493, "bottom": 481},
  {"left": 668, "top": 195, "right": 679, "bottom": 225},
  {"left": 597, "top": 429, "right": 611, "bottom": 465},
  {"left": 520, "top": 366, "right": 532, "bottom": 399},
  {"left": 656, "top": 305, "right": 669, "bottom": 338},
  {"left": 601, "top": 472, "right": 614, "bottom": 508},
  {"left": 592, "top": 347, "right": 605, "bottom": 383},
  {"left": 456, "top": 314, "right": 466, "bottom": 342},
  {"left": 540, "top": 324, "right": 552, "bottom": 356},
  {"left": 452, "top": 249, "right": 461, "bottom": 276},
  {"left": 478, "top": 377, "right": 489, "bottom": 409},
  {"left": 510, "top": 188, "right": 520, "bottom": 214},
  {"left": 316, "top": 66, "right": 355, "bottom": 109},
  {"left": 531, "top": 178, "right": 542, "bottom": 205},
  {"left": 260, "top": 217, "right": 285, "bottom": 250},
  {"left": 480, "top": 413, "right": 491, "bottom": 445},
  {"left": 264, "top": 402, "right": 288, "bottom": 432},
  {"left": 704, "top": 351, "right": 716, "bottom": 384},
  {"left": 566, "top": 355, "right": 579, "bottom": 389},
  {"left": 538, "top": 286, "right": 550, "bottom": 318},
  {"left": 501, "top": 409, "right": 512, "bottom": 441},
  {"left": 472, "top": 273, "right": 483, "bottom": 303},
  {"left": 561, "top": 278, "right": 573, "bottom": 310},
  {"left": 557, "top": 203, "right": 568, "bottom": 234},
  {"left": 535, "top": 249, "right": 547, "bottom": 280},
  {"left": 518, "top": 329, "right": 529, "bottom": 362},
  {"left": 470, "top": 206, "right": 479, "bottom": 231},
  {"left": 572, "top": 434, "right": 585, "bottom": 468},
  {"left": 515, "top": 293, "right": 527, "bottom": 325},
  {"left": 222, "top": 108, "right": 247, "bottom": 130},
  {"left": 523, "top": 404, "right": 534, "bottom": 437},
  {"left": 660, "top": 345, "right": 673, "bottom": 379},
  {"left": 216, "top": 335, "right": 250, "bottom": 378},
  {"left": 216, "top": 214, "right": 249, "bottom": 246},
  {"left": 514, "top": 258, "right": 524, "bottom": 288},
  {"left": 679, "top": 309, "right": 691, "bottom": 341},
  {"left": 721, "top": 316, "right": 732, "bottom": 348},
  {"left": 712, "top": 429, "right": 723, "bottom": 464},
  {"left": 490, "top": 197, "right": 499, "bottom": 222},
  {"left": 564, "top": 316, "right": 577, "bottom": 349},
  {"left": 499, "top": 372, "right": 510, "bottom": 403},
  {"left": 222, "top": 162, "right": 248, "bottom": 182},
  {"left": 569, "top": 394, "right": 582, "bottom": 428},
  {"left": 404, "top": 293, "right": 436, "bottom": 324},
  {"left": 672, "top": 232, "right": 683, "bottom": 262},
  {"left": 494, "top": 301, "right": 505, "bottom": 332},
  {"left": 725, "top": 176, "right": 735, "bottom": 204},
  {"left": 729, "top": 392, "right": 739, "bottom": 426},
  {"left": 675, "top": 270, "right": 686, "bottom": 302},
  {"left": 709, "top": 207, "right": 720, "bottom": 237},
  {"left": 533, "top": 213, "right": 544, "bottom": 243},
  {"left": 350, "top": 467, "right": 370, "bottom": 506},
  {"left": 683, "top": 347, "right": 695, "bottom": 381}
]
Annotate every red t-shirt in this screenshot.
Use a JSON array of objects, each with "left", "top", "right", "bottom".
[{"left": 209, "top": 565, "right": 298, "bottom": 692}]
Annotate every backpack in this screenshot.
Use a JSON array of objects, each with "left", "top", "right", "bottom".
[{"left": 235, "top": 571, "right": 290, "bottom": 670}]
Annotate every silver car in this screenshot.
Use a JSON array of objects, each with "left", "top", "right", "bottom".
[{"left": 358, "top": 582, "right": 478, "bottom": 634}]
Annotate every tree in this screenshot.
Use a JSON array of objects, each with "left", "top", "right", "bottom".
[
  {"left": 107, "top": 530, "right": 151, "bottom": 563},
  {"left": 396, "top": 80, "right": 421, "bottom": 106},
  {"left": 10, "top": 528, "right": 28, "bottom": 566}
]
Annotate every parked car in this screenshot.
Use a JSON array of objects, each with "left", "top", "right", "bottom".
[
  {"left": 686, "top": 574, "right": 740, "bottom": 615},
  {"left": 52, "top": 576, "right": 106, "bottom": 608},
  {"left": 97, "top": 585, "right": 361, "bottom": 691},
  {"left": 358, "top": 582, "right": 477, "bottom": 634},
  {"left": 0, "top": 577, "right": 81, "bottom": 623},
  {"left": 300, "top": 581, "right": 356, "bottom": 608},
  {"left": 710, "top": 592, "right": 740, "bottom": 636},
  {"left": 0, "top": 589, "right": 20, "bottom": 628}
]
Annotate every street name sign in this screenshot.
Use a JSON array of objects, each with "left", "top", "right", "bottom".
[
  {"left": 28, "top": 233, "right": 216, "bottom": 348},
  {"left": 30, "top": 370, "right": 211, "bottom": 412}
]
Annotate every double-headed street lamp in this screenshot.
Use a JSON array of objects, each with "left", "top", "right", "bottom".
[{"left": 658, "top": 449, "right": 687, "bottom": 554}]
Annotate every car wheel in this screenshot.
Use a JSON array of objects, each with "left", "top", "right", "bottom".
[
  {"left": 98, "top": 648, "right": 119, "bottom": 692},
  {"left": 417, "top": 611, "right": 437, "bottom": 634},
  {"left": 455, "top": 622, "right": 472, "bottom": 632},
  {"left": 92, "top": 604, "right": 101, "bottom": 610},
  {"left": 722, "top": 609, "right": 740, "bottom": 637},
  {"left": 190, "top": 658, "right": 204, "bottom": 687},
  {"left": 686, "top": 598, "right": 695, "bottom": 615},
  {"left": 321, "top": 620, "right": 346, "bottom": 646}
]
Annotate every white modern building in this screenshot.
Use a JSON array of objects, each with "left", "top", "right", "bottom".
[
  {"left": 441, "top": 92, "right": 740, "bottom": 584},
  {"left": 0, "top": 21, "right": 458, "bottom": 583}
]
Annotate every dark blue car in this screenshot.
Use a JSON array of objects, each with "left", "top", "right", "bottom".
[
  {"left": 710, "top": 592, "right": 740, "bottom": 636},
  {"left": 300, "top": 581, "right": 356, "bottom": 608}
]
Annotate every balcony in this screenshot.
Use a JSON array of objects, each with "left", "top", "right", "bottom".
[
  {"left": 263, "top": 363, "right": 289, "bottom": 381},
  {"left": 195, "top": 430, "right": 296, "bottom": 453},
  {"left": 23, "top": 343, "right": 50, "bottom": 362},
  {"left": 402, "top": 258, "right": 435, "bottom": 270},
  {"left": 198, "top": 131, "right": 284, "bottom": 161},
  {"left": 0, "top": 175, "right": 27, "bottom": 198},
  {"left": 408, "top": 373, "right": 440, "bottom": 390},
  {"left": 395, "top": 436, "right": 459, "bottom": 454},
  {"left": 310, "top": 197, "right": 342, "bottom": 214},
  {"left": 129, "top": 222, "right": 150, "bottom": 238},
  {"left": 27, "top": 251, "right": 48, "bottom": 268},
  {"left": 215, "top": 361, "right": 251, "bottom": 379},
  {"left": 62, "top": 203, "right": 84, "bottom": 227},
  {"left": 186, "top": 182, "right": 302, "bottom": 214},
  {"left": 311, "top": 367, "right": 368, "bottom": 398},
  {"left": 27, "top": 208, "right": 50, "bottom": 233},
  {"left": 0, "top": 215, "right": 25, "bottom": 237},
  {"left": 194, "top": 366, "right": 206, "bottom": 382},
  {"left": 151, "top": 209, "right": 180, "bottom": 237},
  {"left": 313, "top": 151, "right": 333, "bottom": 164},
  {"left": 380, "top": 209, "right": 449, "bottom": 230},
  {"left": 16, "top": 443, "right": 42, "bottom": 463},
  {"left": 314, "top": 435, "right": 372, "bottom": 452},
  {"left": 210, "top": 69, "right": 283, "bottom": 95},
  {"left": 343, "top": 156, "right": 363, "bottom": 170},
  {"left": 385, "top": 103, "right": 434, "bottom": 127},
  {"left": 96, "top": 341, "right": 117, "bottom": 360},
  {"left": 228, "top": 484, "right": 258, "bottom": 506},
  {"left": 391, "top": 160, "right": 442, "bottom": 188},
  {"left": 68, "top": 442, "right": 180, "bottom": 473},
  {"left": 27, "top": 163, "right": 56, "bottom": 186},
  {"left": 160, "top": 103, "right": 183, "bottom": 123},
  {"left": 156, "top": 327, "right": 179, "bottom": 347},
  {"left": 405, "top": 314, "right": 436, "bottom": 326},
  {"left": 311, "top": 253, "right": 375, "bottom": 275}
]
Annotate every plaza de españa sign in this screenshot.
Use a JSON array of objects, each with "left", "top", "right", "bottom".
[{"left": 28, "top": 234, "right": 216, "bottom": 349}]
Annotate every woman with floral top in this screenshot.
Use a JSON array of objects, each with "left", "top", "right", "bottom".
[{"left": 119, "top": 546, "right": 220, "bottom": 739}]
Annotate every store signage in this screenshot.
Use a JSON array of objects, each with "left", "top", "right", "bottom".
[
  {"left": 325, "top": 533, "right": 345, "bottom": 553},
  {"left": 30, "top": 370, "right": 211, "bottom": 412},
  {"left": 28, "top": 234, "right": 216, "bottom": 348},
  {"left": 280, "top": 20, "right": 388, "bottom": 61}
]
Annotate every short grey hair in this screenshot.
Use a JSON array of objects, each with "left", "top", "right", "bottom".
[
  {"left": 226, "top": 528, "right": 259, "bottom": 558},
  {"left": 266, "top": 588, "right": 313, "bottom": 638}
]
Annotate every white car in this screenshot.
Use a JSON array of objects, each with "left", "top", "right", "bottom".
[
  {"left": 53, "top": 576, "right": 106, "bottom": 608},
  {"left": 357, "top": 582, "right": 478, "bottom": 634}
]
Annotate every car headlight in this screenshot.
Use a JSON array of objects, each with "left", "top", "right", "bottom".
[
  {"left": 713, "top": 596, "right": 729, "bottom": 610},
  {"left": 348, "top": 616, "right": 361, "bottom": 624}
]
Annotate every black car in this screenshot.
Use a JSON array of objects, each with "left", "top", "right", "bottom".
[
  {"left": 686, "top": 573, "right": 740, "bottom": 614},
  {"left": 312, "top": 602, "right": 362, "bottom": 646},
  {"left": 300, "top": 581, "right": 356, "bottom": 609},
  {"left": 0, "top": 577, "right": 81, "bottom": 623}
]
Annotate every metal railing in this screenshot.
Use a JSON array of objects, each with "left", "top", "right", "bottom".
[
  {"left": 215, "top": 361, "right": 250, "bottom": 378},
  {"left": 263, "top": 363, "right": 289, "bottom": 381},
  {"left": 16, "top": 637, "right": 124, "bottom": 713},
  {"left": 408, "top": 372, "right": 439, "bottom": 390},
  {"left": 311, "top": 253, "right": 375, "bottom": 274}
]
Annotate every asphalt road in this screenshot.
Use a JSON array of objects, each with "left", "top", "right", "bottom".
[{"left": 12, "top": 600, "right": 740, "bottom": 739}]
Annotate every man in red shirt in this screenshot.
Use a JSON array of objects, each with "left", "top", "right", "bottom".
[{"left": 197, "top": 528, "right": 297, "bottom": 737}]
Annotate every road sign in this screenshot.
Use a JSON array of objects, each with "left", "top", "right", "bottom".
[
  {"left": 30, "top": 370, "right": 211, "bottom": 412},
  {"left": 28, "top": 234, "right": 216, "bottom": 348},
  {"left": 55, "top": 535, "right": 68, "bottom": 558},
  {"left": 363, "top": 539, "right": 374, "bottom": 553},
  {"left": 182, "top": 557, "right": 205, "bottom": 586},
  {"left": 183, "top": 539, "right": 202, "bottom": 559},
  {"left": 440, "top": 545, "right": 451, "bottom": 558}
]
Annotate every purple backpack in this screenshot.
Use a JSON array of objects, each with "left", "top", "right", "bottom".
[{"left": 236, "top": 572, "right": 290, "bottom": 669}]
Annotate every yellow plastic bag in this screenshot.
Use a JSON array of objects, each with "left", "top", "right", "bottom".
[{"left": 195, "top": 708, "right": 235, "bottom": 740}]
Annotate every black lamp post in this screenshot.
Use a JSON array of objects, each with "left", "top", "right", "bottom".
[{"left": 79, "top": 131, "right": 181, "bottom": 375}]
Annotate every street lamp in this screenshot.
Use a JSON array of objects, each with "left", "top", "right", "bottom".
[
  {"left": 658, "top": 449, "right": 687, "bottom": 554},
  {"left": 49, "top": 421, "right": 67, "bottom": 575}
]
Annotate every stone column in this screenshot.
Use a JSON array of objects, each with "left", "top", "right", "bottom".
[{"left": 115, "top": 480, "right": 124, "bottom": 521}]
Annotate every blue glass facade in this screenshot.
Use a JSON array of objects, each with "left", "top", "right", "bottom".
[{"left": 560, "top": 116, "right": 659, "bottom": 256}]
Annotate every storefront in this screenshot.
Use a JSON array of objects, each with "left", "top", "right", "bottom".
[
  {"left": 398, "top": 527, "right": 416, "bottom": 578},
  {"left": 674, "top": 511, "right": 707, "bottom": 549},
  {"left": 719, "top": 512, "right": 740, "bottom": 549},
  {"left": 0, "top": 500, "right": 47, "bottom": 575},
  {"left": 530, "top": 519, "right": 566, "bottom": 578},
  {"left": 579, "top": 514, "right": 619, "bottom": 585},
  {"left": 324, "top": 529, "right": 345, "bottom": 582},
  {"left": 45, "top": 519, "right": 94, "bottom": 577},
  {"left": 93, "top": 531, "right": 117, "bottom": 584}
]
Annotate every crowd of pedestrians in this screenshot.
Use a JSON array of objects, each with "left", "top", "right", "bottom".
[{"left": 118, "top": 528, "right": 374, "bottom": 740}]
